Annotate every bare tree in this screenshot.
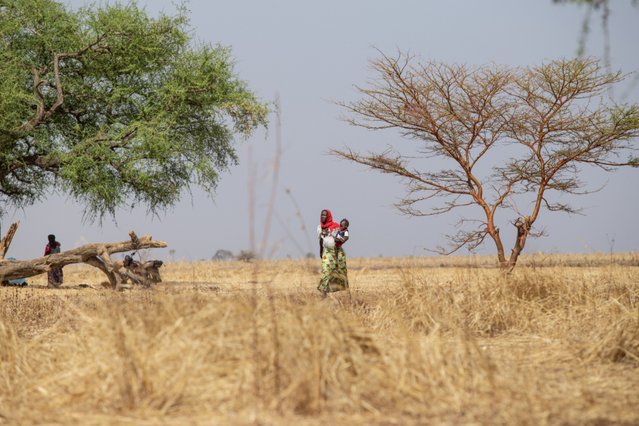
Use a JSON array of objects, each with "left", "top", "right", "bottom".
[{"left": 333, "top": 52, "right": 639, "bottom": 271}]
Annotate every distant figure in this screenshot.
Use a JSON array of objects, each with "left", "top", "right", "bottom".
[
  {"left": 44, "top": 234, "right": 63, "bottom": 287},
  {"left": 316, "top": 209, "right": 348, "bottom": 295}
]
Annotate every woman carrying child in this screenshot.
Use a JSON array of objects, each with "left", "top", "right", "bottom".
[{"left": 317, "top": 209, "right": 350, "bottom": 295}]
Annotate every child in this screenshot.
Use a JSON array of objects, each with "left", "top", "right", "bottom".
[{"left": 334, "top": 218, "right": 349, "bottom": 248}]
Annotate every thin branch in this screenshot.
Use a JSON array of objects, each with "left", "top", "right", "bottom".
[{"left": 15, "top": 33, "right": 109, "bottom": 134}]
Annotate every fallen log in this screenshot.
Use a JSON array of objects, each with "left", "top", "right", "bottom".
[{"left": 0, "top": 231, "right": 167, "bottom": 289}]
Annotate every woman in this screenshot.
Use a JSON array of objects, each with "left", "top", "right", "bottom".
[
  {"left": 44, "top": 234, "right": 63, "bottom": 287},
  {"left": 316, "top": 210, "right": 348, "bottom": 294}
]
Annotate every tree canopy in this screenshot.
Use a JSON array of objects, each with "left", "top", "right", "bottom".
[
  {"left": 335, "top": 52, "right": 639, "bottom": 270},
  {"left": 0, "top": 0, "right": 268, "bottom": 219}
]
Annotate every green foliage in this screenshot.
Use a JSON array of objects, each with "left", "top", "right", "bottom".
[{"left": 0, "top": 0, "right": 268, "bottom": 218}]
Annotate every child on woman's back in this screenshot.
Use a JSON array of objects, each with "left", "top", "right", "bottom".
[{"left": 334, "top": 218, "right": 349, "bottom": 248}]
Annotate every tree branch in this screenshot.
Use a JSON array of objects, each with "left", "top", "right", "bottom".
[
  {"left": 0, "top": 222, "right": 20, "bottom": 260},
  {"left": 15, "top": 34, "right": 109, "bottom": 134}
]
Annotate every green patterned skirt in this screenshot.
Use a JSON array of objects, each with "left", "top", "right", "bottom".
[{"left": 318, "top": 247, "right": 349, "bottom": 293}]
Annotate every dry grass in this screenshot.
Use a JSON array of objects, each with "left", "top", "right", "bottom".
[{"left": 1, "top": 253, "right": 638, "bottom": 425}]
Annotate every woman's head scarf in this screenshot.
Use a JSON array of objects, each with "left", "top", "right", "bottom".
[{"left": 320, "top": 209, "right": 339, "bottom": 231}]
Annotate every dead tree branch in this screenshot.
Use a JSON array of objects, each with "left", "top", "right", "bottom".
[{"left": 0, "top": 222, "right": 20, "bottom": 260}]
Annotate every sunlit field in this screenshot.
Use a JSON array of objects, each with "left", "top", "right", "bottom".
[{"left": 2, "top": 253, "right": 638, "bottom": 425}]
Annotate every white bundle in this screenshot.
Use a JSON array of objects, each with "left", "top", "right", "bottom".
[{"left": 323, "top": 236, "right": 335, "bottom": 249}]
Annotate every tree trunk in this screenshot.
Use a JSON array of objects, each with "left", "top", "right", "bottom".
[
  {"left": 487, "top": 226, "right": 510, "bottom": 270},
  {"left": 0, "top": 222, "right": 20, "bottom": 260},
  {"left": 0, "top": 231, "right": 167, "bottom": 289},
  {"left": 502, "top": 216, "right": 532, "bottom": 273}
]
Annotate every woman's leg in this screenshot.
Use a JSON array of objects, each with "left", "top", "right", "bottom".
[
  {"left": 318, "top": 251, "right": 336, "bottom": 294},
  {"left": 336, "top": 248, "right": 348, "bottom": 288},
  {"left": 48, "top": 267, "right": 63, "bottom": 287},
  {"left": 326, "top": 248, "right": 348, "bottom": 292}
]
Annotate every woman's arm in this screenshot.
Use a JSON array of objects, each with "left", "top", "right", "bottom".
[
  {"left": 335, "top": 230, "right": 349, "bottom": 244},
  {"left": 317, "top": 225, "right": 323, "bottom": 257}
]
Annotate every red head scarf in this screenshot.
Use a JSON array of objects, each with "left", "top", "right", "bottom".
[{"left": 320, "top": 209, "right": 339, "bottom": 232}]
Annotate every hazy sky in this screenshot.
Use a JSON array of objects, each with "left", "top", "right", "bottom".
[{"left": 5, "top": 0, "right": 639, "bottom": 261}]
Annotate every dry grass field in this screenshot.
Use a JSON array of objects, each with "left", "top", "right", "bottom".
[{"left": 1, "top": 253, "right": 638, "bottom": 425}]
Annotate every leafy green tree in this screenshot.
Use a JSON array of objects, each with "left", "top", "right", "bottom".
[{"left": 0, "top": 0, "right": 268, "bottom": 219}]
